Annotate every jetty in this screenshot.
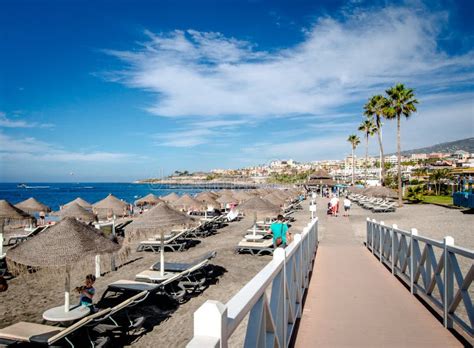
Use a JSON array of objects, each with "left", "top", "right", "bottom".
[{"left": 186, "top": 201, "right": 473, "bottom": 347}]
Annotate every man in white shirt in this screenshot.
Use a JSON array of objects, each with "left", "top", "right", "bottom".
[{"left": 343, "top": 197, "right": 351, "bottom": 217}]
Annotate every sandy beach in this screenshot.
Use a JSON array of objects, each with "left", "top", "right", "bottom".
[
  {"left": 0, "top": 201, "right": 310, "bottom": 347},
  {"left": 1, "top": 198, "right": 472, "bottom": 347}
]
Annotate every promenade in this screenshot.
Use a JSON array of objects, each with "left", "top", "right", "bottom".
[{"left": 295, "top": 207, "right": 462, "bottom": 347}]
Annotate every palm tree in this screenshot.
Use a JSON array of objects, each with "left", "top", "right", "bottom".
[
  {"left": 429, "top": 169, "right": 452, "bottom": 195},
  {"left": 364, "top": 95, "right": 389, "bottom": 185},
  {"left": 347, "top": 134, "right": 361, "bottom": 185},
  {"left": 385, "top": 84, "right": 418, "bottom": 206},
  {"left": 358, "top": 119, "right": 377, "bottom": 183}
]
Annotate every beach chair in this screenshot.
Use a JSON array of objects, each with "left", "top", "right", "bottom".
[
  {"left": 371, "top": 202, "right": 397, "bottom": 213},
  {"left": 235, "top": 238, "right": 275, "bottom": 256},
  {"left": 0, "top": 308, "right": 112, "bottom": 347},
  {"left": 136, "top": 228, "right": 190, "bottom": 252},
  {"left": 5, "top": 225, "right": 49, "bottom": 246}
]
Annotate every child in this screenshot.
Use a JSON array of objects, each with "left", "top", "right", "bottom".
[{"left": 76, "top": 274, "right": 96, "bottom": 307}]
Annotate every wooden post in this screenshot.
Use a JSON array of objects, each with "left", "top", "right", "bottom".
[
  {"left": 95, "top": 255, "right": 101, "bottom": 278},
  {"left": 189, "top": 300, "right": 228, "bottom": 348},
  {"left": 444, "top": 236, "right": 454, "bottom": 328}
]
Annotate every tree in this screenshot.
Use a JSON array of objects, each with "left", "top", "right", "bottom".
[
  {"left": 358, "top": 119, "right": 377, "bottom": 183},
  {"left": 364, "top": 95, "right": 390, "bottom": 185},
  {"left": 347, "top": 134, "right": 361, "bottom": 185},
  {"left": 406, "top": 185, "right": 425, "bottom": 203},
  {"left": 385, "top": 84, "right": 418, "bottom": 206},
  {"left": 429, "top": 169, "right": 452, "bottom": 195}
]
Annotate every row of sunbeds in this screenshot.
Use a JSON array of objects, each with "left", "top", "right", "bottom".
[
  {"left": 349, "top": 194, "right": 397, "bottom": 213},
  {"left": 0, "top": 251, "right": 217, "bottom": 347},
  {"left": 136, "top": 212, "right": 238, "bottom": 253}
]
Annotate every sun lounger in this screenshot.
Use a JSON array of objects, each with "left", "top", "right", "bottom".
[
  {"left": 150, "top": 251, "right": 216, "bottom": 272},
  {"left": 235, "top": 238, "right": 275, "bottom": 256},
  {"left": 0, "top": 308, "right": 112, "bottom": 347},
  {"left": 5, "top": 225, "right": 49, "bottom": 246},
  {"left": 136, "top": 228, "right": 191, "bottom": 252}
]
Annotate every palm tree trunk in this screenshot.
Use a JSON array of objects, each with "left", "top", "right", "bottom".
[
  {"left": 352, "top": 146, "right": 355, "bottom": 185},
  {"left": 376, "top": 119, "right": 385, "bottom": 185},
  {"left": 397, "top": 115, "right": 403, "bottom": 206},
  {"left": 365, "top": 135, "right": 369, "bottom": 184}
]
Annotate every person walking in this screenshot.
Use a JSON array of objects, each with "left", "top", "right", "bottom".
[{"left": 343, "top": 196, "right": 351, "bottom": 217}]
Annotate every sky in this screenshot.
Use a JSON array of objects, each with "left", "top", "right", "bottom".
[{"left": 1, "top": 0, "right": 473, "bottom": 182}]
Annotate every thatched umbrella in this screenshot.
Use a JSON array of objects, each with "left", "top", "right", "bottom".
[
  {"left": 126, "top": 202, "right": 196, "bottom": 238},
  {"left": 160, "top": 192, "right": 180, "bottom": 203},
  {"left": 7, "top": 217, "right": 121, "bottom": 313},
  {"left": 57, "top": 202, "right": 97, "bottom": 223},
  {"left": 135, "top": 193, "right": 163, "bottom": 207},
  {"left": 63, "top": 197, "right": 92, "bottom": 210},
  {"left": 15, "top": 197, "right": 51, "bottom": 214},
  {"left": 231, "top": 190, "right": 252, "bottom": 203},
  {"left": 171, "top": 194, "right": 205, "bottom": 211},
  {"left": 363, "top": 186, "right": 398, "bottom": 199},
  {"left": 93, "top": 194, "right": 129, "bottom": 218},
  {"left": 195, "top": 192, "right": 219, "bottom": 208},
  {"left": 0, "top": 200, "right": 35, "bottom": 227},
  {"left": 263, "top": 192, "right": 287, "bottom": 206},
  {"left": 238, "top": 196, "right": 280, "bottom": 218},
  {"left": 216, "top": 192, "right": 237, "bottom": 206},
  {"left": 126, "top": 202, "right": 197, "bottom": 276}
]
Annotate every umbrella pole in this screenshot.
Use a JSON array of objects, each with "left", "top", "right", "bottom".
[
  {"left": 160, "top": 231, "right": 165, "bottom": 278},
  {"left": 64, "top": 266, "right": 70, "bottom": 313}
]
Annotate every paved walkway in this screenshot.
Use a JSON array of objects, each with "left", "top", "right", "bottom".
[{"left": 294, "top": 205, "right": 462, "bottom": 347}]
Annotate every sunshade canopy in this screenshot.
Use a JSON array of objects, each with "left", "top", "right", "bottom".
[{"left": 15, "top": 197, "right": 51, "bottom": 213}]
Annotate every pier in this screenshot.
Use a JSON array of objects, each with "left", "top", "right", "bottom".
[{"left": 186, "top": 201, "right": 473, "bottom": 347}]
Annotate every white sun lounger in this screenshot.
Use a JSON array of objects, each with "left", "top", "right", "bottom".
[{"left": 235, "top": 238, "right": 275, "bottom": 256}]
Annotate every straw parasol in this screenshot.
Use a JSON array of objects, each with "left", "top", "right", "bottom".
[
  {"left": 195, "top": 191, "right": 218, "bottom": 202},
  {"left": 231, "top": 190, "right": 252, "bottom": 202},
  {"left": 171, "top": 194, "right": 206, "bottom": 210},
  {"left": 57, "top": 202, "right": 97, "bottom": 223},
  {"left": 63, "top": 197, "right": 92, "bottom": 210},
  {"left": 194, "top": 193, "right": 220, "bottom": 209},
  {"left": 15, "top": 197, "right": 51, "bottom": 214},
  {"left": 363, "top": 186, "right": 398, "bottom": 199},
  {"left": 160, "top": 192, "right": 180, "bottom": 203},
  {"left": 7, "top": 217, "right": 121, "bottom": 313},
  {"left": 238, "top": 196, "right": 280, "bottom": 218},
  {"left": 263, "top": 192, "right": 287, "bottom": 206},
  {"left": 93, "top": 194, "right": 129, "bottom": 218},
  {"left": 135, "top": 193, "right": 163, "bottom": 207},
  {"left": 216, "top": 192, "right": 237, "bottom": 205},
  {"left": 126, "top": 202, "right": 196, "bottom": 238},
  {"left": 0, "top": 200, "right": 35, "bottom": 227}
]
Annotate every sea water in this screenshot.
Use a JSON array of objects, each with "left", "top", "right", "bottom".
[{"left": 0, "top": 183, "right": 205, "bottom": 211}]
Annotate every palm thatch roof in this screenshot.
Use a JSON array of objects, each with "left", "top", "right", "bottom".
[
  {"left": 57, "top": 202, "right": 96, "bottom": 223},
  {"left": 93, "top": 194, "right": 129, "bottom": 218},
  {"left": 194, "top": 192, "right": 219, "bottom": 207},
  {"left": 231, "top": 190, "right": 252, "bottom": 202},
  {"left": 216, "top": 192, "right": 237, "bottom": 204},
  {"left": 263, "top": 192, "right": 287, "bottom": 206},
  {"left": 160, "top": 192, "right": 180, "bottom": 203},
  {"left": 171, "top": 194, "right": 205, "bottom": 210},
  {"left": 135, "top": 193, "right": 163, "bottom": 207},
  {"left": 6, "top": 217, "right": 121, "bottom": 269},
  {"left": 238, "top": 197, "right": 280, "bottom": 217},
  {"left": 0, "top": 200, "right": 35, "bottom": 226},
  {"left": 126, "top": 202, "right": 196, "bottom": 238},
  {"left": 15, "top": 197, "right": 51, "bottom": 214},
  {"left": 63, "top": 197, "right": 92, "bottom": 210}
]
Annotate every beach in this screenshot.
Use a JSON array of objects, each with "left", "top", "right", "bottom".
[{"left": 1, "top": 197, "right": 472, "bottom": 347}]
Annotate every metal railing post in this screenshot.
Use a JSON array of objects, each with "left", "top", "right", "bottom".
[
  {"left": 380, "top": 221, "right": 385, "bottom": 262},
  {"left": 366, "top": 217, "right": 370, "bottom": 249},
  {"left": 443, "top": 236, "right": 455, "bottom": 328},
  {"left": 391, "top": 224, "right": 397, "bottom": 275},
  {"left": 410, "top": 228, "right": 418, "bottom": 294},
  {"left": 188, "top": 300, "right": 228, "bottom": 348}
]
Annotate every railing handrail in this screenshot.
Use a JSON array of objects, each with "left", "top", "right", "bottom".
[
  {"left": 366, "top": 217, "right": 474, "bottom": 338},
  {"left": 187, "top": 218, "right": 318, "bottom": 347}
]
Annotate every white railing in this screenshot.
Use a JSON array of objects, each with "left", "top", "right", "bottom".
[
  {"left": 187, "top": 218, "right": 318, "bottom": 347},
  {"left": 366, "top": 218, "right": 474, "bottom": 337}
]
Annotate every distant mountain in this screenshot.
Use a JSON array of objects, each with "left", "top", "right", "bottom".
[{"left": 389, "top": 138, "right": 474, "bottom": 156}]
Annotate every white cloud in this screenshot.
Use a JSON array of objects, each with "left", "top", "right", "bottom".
[
  {"left": 0, "top": 132, "right": 140, "bottom": 163},
  {"left": 106, "top": 4, "right": 473, "bottom": 122},
  {"left": 0, "top": 112, "right": 54, "bottom": 128}
]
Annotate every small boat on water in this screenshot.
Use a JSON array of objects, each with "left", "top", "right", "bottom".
[{"left": 17, "top": 184, "right": 27, "bottom": 188}]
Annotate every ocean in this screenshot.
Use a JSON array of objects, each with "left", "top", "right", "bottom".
[{"left": 0, "top": 183, "right": 205, "bottom": 211}]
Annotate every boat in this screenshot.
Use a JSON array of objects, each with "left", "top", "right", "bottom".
[{"left": 17, "top": 184, "right": 27, "bottom": 188}]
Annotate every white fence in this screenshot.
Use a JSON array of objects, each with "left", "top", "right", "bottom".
[
  {"left": 187, "top": 218, "right": 319, "bottom": 347},
  {"left": 366, "top": 218, "right": 474, "bottom": 337}
]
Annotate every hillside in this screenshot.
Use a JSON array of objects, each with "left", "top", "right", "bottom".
[{"left": 391, "top": 138, "right": 474, "bottom": 156}]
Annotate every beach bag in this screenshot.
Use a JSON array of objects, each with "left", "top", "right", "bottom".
[{"left": 275, "top": 224, "right": 284, "bottom": 246}]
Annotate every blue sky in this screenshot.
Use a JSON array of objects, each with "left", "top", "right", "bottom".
[{"left": 1, "top": 0, "right": 473, "bottom": 182}]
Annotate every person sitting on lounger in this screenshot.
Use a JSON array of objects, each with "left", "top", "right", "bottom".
[
  {"left": 76, "top": 274, "right": 96, "bottom": 307},
  {"left": 269, "top": 215, "right": 291, "bottom": 248}
]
